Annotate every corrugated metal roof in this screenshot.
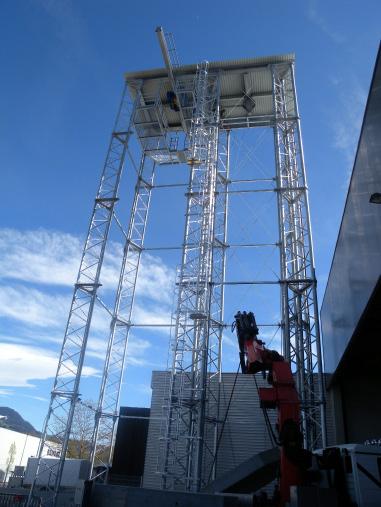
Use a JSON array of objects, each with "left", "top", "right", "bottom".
[
  {"left": 125, "top": 53, "right": 295, "bottom": 81},
  {"left": 127, "top": 54, "right": 297, "bottom": 133}
]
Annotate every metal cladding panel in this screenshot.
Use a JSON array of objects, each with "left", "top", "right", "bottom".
[
  {"left": 24, "top": 458, "right": 90, "bottom": 487},
  {"left": 126, "top": 53, "right": 296, "bottom": 132},
  {"left": 142, "top": 371, "right": 169, "bottom": 490},
  {"left": 243, "top": 69, "right": 272, "bottom": 95},
  {"left": 141, "top": 78, "right": 163, "bottom": 101},
  {"left": 212, "top": 373, "right": 276, "bottom": 479},
  {"left": 143, "top": 371, "right": 277, "bottom": 490},
  {"left": 143, "top": 371, "right": 336, "bottom": 490},
  {"left": 221, "top": 96, "right": 273, "bottom": 119},
  {"left": 323, "top": 374, "right": 335, "bottom": 446},
  {"left": 321, "top": 46, "right": 381, "bottom": 373},
  {"left": 143, "top": 372, "right": 276, "bottom": 488},
  {"left": 219, "top": 72, "right": 241, "bottom": 97}
]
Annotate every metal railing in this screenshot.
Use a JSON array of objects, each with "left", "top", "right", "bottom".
[{"left": 0, "top": 492, "right": 40, "bottom": 506}]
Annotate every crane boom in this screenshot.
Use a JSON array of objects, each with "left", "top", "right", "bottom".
[{"left": 233, "top": 311, "right": 312, "bottom": 506}]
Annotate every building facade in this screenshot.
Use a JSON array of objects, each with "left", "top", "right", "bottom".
[
  {"left": 0, "top": 427, "right": 58, "bottom": 483},
  {"left": 320, "top": 44, "right": 381, "bottom": 444},
  {"left": 142, "top": 371, "right": 334, "bottom": 490}
]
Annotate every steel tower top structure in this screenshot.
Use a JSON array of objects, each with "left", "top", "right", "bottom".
[{"left": 28, "top": 28, "right": 326, "bottom": 505}]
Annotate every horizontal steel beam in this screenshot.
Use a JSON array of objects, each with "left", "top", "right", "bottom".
[
  {"left": 129, "top": 323, "right": 280, "bottom": 328},
  {"left": 143, "top": 242, "right": 278, "bottom": 251}
]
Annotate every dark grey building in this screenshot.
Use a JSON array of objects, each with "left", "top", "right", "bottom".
[
  {"left": 111, "top": 407, "right": 150, "bottom": 486},
  {"left": 321, "top": 44, "right": 381, "bottom": 444},
  {"left": 143, "top": 371, "right": 334, "bottom": 490}
]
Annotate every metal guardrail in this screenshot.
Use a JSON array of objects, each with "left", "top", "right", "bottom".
[{"left": 0, "top": 493, "right": 40, "bottom": 506}]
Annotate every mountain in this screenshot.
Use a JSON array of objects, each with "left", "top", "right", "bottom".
[{"left": 0, "top": 407, "right": 40, "bottom": 436}]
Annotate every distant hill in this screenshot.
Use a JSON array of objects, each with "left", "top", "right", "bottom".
[{"left": 0, "top": 407, "right": 40, "bottom": 437}]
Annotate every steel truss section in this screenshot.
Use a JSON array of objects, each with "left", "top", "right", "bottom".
[
  {"left": 28, "top": 35, "right": 327, "bottom": 504},
  {"left": 132, "top": 74, "right": 194, "bottom": 165},
  {"left": 89, "top": 153, "right": 156, "bottom": 479},
  {"left": 161, "top": 63, "right": 222, "bottom": 491},
  {"left": 133, "top": 79, "right": 180, "bottom": 165},
  {"left": 27, "top": 83, "right": 140, "bottom": 507},
  {"left": 204, "top": 129, "right": 230, "bottom": 482},
  {"left": 271, "top": 63, "right": 326, "bottom": 450}
]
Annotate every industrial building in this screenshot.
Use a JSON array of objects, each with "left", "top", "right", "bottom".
[
  {"left": 111, "top": 407, "right": 150, "bottom": 486},
  {"left": 0, "top": 427, "right": 59, "bottom": 485},
  {"left": 142, "top": 371, "right": 335, "bottom": 490},
  {"left": 21, "top": 26, "right": 381, "bottom": 507},
  {"left": 321, "top": 44, "right": 381, "bottom": 445},
  {"left": 0, "top": 427, "right": 42, "bottom": 483}
]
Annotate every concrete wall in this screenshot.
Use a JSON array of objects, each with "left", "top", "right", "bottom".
[{"left": 89, "top": 484, "right": 250, "bottom": 507}]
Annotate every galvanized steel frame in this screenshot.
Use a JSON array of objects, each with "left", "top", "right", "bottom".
[
  {"left": 28, "top": 38, "right": 326, "bottom": 505},
  {"left": 27, "top": 82, "right": 140, "bottom": 507},
  {"left": 271, "top": 63, "right": 326, "bottom": 449},
  {"left": 89, "top": 152, "right": 156, "bottom": 479},
  {"left": 161, "top": 63, "right": 223, "bottom": 491}
]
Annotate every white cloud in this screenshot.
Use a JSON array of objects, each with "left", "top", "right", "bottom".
[
  {"left": 125, "top": 336, "right": 152, "bottom": 366},
  {"left": 136, "top": 254, "right": 175, "bottom": 305},
  {"left": 307, "top": 0, "right": 345, "bottom": 44},
  {"left": 0, "top": 282, "right": 172, "bottom": 371},
  {"left": 22, "top": 394, "right": 49, "bottom": 402},
  {"left": 222, "top": 333, "right": 236, "bottom": 348},
  {"left": 132, "top": 303, "right": 173, "bottom": 331},
  {"left": 0, "top": 389, "right": 13, "bottom": 396},
  {"left": 0, "top": 227, "right": 178, "bottom": 389},
  {"left": 0, "top": 285, "right": 69, "bottom": 328},
  {"left": 85, "top": 334, "right": 151, "bottom": 366},
  {"left": 330, "top": 77, "right": 367, "bottom": 175},
  {"left": 0, "top": 228, "right": 81, "bottom": 286},
  {"left": 0, "top": 226, "right": 175, "bottom": 336},
  {"left": 0, "top": 228, "right": 175, "bottom": 305},
  {"left": 0, "top": 281, "right": 173, "bottom": 340},
  {"left": 0, "top": 343, "right": 97, "bottom": 388}
]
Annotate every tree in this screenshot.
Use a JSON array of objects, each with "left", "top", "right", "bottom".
[
  {"left": 5, "top": 442, "right": 17, "bottom": 481},
  {"left": 67, "top": 400, "right": 95, "bottom": 459},
  {"left": 50, "top": 400, "right": 112, "bottom": 464},
  {"left": 52, "top": 400, "right": 96, "bottom": 460}
]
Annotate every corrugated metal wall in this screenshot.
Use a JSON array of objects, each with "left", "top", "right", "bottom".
[{"left": 143, "top": 371, "right": 335, "bottom": 490}]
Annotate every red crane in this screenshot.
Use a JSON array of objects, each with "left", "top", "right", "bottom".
[{"left": 233, "top": 311, "right": 312, "bottom": 506}]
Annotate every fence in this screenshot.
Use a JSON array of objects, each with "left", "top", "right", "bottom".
[{"left": 0, "top": 492, "right": 40, "bottom": 506}]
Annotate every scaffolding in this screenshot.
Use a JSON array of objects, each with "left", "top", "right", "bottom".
[
  {"left": 161, "top": 61, "right": 222, "bottom": 491},
  {"left": 272, "top": 63, "right": 326, "bottom": 449},
  {"left": 27, "top": 28, "right": 326, "bottom": 506}
]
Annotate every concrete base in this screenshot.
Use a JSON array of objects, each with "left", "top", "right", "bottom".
[
  {"left": 88, "top": 485, "right": 253, "bottom": 507},
  {"left": 289, "top": 486, "right": 338, "bottom": 507}
]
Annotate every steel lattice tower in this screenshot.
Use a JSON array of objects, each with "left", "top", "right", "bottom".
[
  {"left": 28, "top": 28, "right": 326, "bottom": 506},
  {"left": 160, "top": 62, "right": 224, "bottom": 491},
  {"left": 272, "top": 63, "right": 326, "bottom": 450}
]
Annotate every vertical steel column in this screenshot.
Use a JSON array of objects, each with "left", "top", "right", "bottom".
[
  {"left": 162, "top": 62, "right": 221, "bottom": 491},
  {"left": 89, "top": 153, "right": 156, "bottom": 478},
  {"left": 271, "top": 63, "right": 326, "bottom": 449},
  {"left": 27, "top": 83, "right": 138, "bottom": 507},
  {"left": 203, "top": 128, "right": 230, "bottom": 482}
]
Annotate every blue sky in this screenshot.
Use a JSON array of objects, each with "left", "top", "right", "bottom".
[{"left": 0, "top": 0, "right": 380, "bottom": 430}]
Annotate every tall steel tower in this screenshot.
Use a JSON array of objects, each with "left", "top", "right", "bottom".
[{"left": 28, "top": 28, "right": 326, "bottom": 506}]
